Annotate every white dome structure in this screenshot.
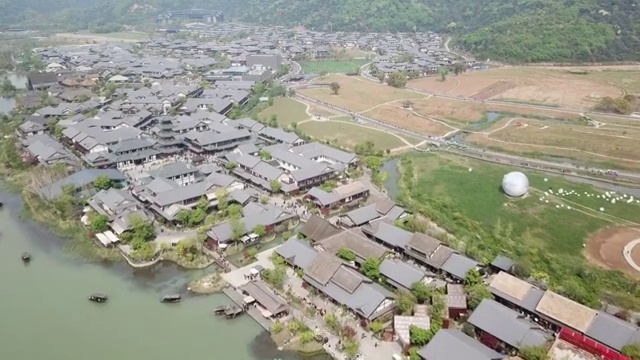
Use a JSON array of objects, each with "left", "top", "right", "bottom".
[{"left": 502, "top": 171, "right": 529, "bottom": 197}]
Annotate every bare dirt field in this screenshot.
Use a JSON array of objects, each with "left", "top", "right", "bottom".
[
  {"left": 55, "top": 32, "right": 149, "bottom": 43},
  {"left": 585, "top": 227, "right": 640, "bottom": 280},
  {"left": 412, "top": 97, "right": 488, "bottom": 124},
  {"left": 409, "top": 67, "right": 624, "bottom": 109},
  {"left": 362, "top": 104, "right": 454, "bottom": 136},
  {"left": 482, "top": 118, "right": 640, "bottom": 162},
  {"left": 300, "top": 74, "right": 424, "bottom": 112}
]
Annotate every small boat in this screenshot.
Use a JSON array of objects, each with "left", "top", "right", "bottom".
[
  {"left": 214, "top": 305, "right": 230, "bottom": 315},
  {"left": 224, "top": 306, "right": 244, "bottom": 318},
  {"left": 160, "top": 294, "right": 181, "bottom": 303},
  {"left": 21, "top": 252, "right": 31, "bottom": 262},
  {"left": 88, "top": 293, "right": 108, "bottom": 303}
]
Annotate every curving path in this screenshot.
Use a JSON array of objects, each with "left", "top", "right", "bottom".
[{"left": 623, "top": 239, "right": 640, "bottom": 272}]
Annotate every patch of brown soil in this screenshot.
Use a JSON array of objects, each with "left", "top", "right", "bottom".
[{"left": 585, "top": 227, "right": 640, "bottom": 279}]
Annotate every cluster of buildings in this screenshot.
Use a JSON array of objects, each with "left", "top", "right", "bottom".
[
  {"left": 168, "top": 22, "right": 475, "bottom": 77},
  {"left": 274, "top": 196, "right": 640, "bottom": 360}
]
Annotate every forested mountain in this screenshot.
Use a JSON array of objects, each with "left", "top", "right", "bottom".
[{"left": 2, "top": 0, "right": 639, "bottom": 63}]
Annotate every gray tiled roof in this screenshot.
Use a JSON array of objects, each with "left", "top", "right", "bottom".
[
  {"left": 363, "top": 220, "right": 412, "bottom": 248},
  {"left": 241, "top": 280, "right": 288, "bottom": 315},
  {"left": 318, "top": 229, "right": 388, "bottom": 261},
  {"left": 586, "top": 312, "right": 640, "bottom": 351},
  {"left": 275, "top": 238, "right": 318, "bottom": 269},
  {"left": 343, "top": 204, "right": 381, "bottom": 226},
  {"left": 441, "top": 253, "right": 478, "bottom": 280},
  {"left": 491, "top": 255, "right": 515, "bottom": 272},
  {"left": 469, "top": 299, "right": 551, "bottom": 350},
  {"left": 379, "top": 259, "right": 425, "bottom": 290},
  {"left": 418, "top": 329, "right": 504, "bottom": 360},
  {"left": 295, "top": 142, "right": 357, "bottom": 164}
]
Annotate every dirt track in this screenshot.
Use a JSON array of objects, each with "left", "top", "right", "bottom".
[{"left": 585, "top": 227, "right": 640, "bottom": 279}]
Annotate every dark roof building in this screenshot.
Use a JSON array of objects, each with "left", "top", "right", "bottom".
[{"left": 418, "top": 329, "right": 504, "bottom": 360}]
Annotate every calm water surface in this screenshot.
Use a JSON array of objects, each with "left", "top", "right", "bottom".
[{"left": 0, "top": 191, "right": 324, "bottom": 360}]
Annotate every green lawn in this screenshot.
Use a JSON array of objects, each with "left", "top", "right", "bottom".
[
  {"left": 300, "top": 59, "right": 369, "bottom": 74},
  {"left": 258, "top": 97, "right": 309, "bottom": 127},
  {"left": 298, "top": 119, "right": 407, "bottom": 151},
  {"left": 396, "top": 152, "right": 640, "bottom": 310}
]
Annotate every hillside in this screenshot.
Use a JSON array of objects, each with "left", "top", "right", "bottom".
[
  {"left": 2, "top": 0, "right": 639, "bottom": 63},
  {"left": 223, "top": 0, "right": 639, "bottom": 63}
]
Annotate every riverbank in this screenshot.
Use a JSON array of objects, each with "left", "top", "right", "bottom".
[{"left": 187, "top": 273, "right": 228, "bottom": 294}]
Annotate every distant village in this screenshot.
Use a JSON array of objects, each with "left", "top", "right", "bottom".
[{"left": 8, "top": 21, "right": 636, "bottom": 360}]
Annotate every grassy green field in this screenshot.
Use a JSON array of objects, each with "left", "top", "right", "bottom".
[
  {"left": 258, "top": 97, "right": 309, "bottom": 127},
  {"left": 298, "top": 118, "right": 408, "bottom": 151},
  {"left": 396, "top": 152, "right": 640, "bottom": 310},
  {"left": 300, "top": 59, "right": 368, "bottom": 74}
]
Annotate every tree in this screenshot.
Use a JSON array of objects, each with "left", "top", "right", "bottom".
[
  {"left": 319, "top": 70, "right": 328, "bottom": 77},
  {"left": 176, "top": 209, "right": 192, "bottom": 226},
  {"left": 453, "top": 62, "right": 467, "bottom": 75},
  {"left": 408, "top": 347, "right": 421, "bottom": 360},
  {"left": 337, "top": 248, "right": 356, "bottom": 262},
  {"left": 270, "top": 179, "right": 282, "bottom": 193},
  {"left": 519, "top": 345, "right": 551, "bottom": 360},
  {"left": 287, "top": 87, "right": 296, "bottom": 97},
  {"left": 397, "top": 291, "right": 417, "bottom": 315},
  {"left": 320, "top": 179, "right": 338, "bottom": 192},
  {"left": 465, "top": 268, "right": 483, "bottom": 287},
  {"left": 354, "top": 140, "right": 375, "bottom": 156},
  {"left": 227, "top": 204, "right": 243, "bottom": 219},
  {"left": 300, "top": 330, "right": 315, "bottom": 344},
  {"left": 324, "top": 313, "right": 341, "bottom": 334},
  {"left": 411, "top": 282, "right": 432, "bottom": 304},
  {"left": 342, "top": 339, "right": 360, "bottom": 358},
  {"left": 258, "top": 149, "right": 272, "bottom": 160},
  {"left": 622, "top": 343, "right": 640, "bottom": 360},
  {"left": 438, "top": 66, "right": 449, "bottom": 82},
  {"left": 230, "top": 218, "right": 246, "bottom": 249},
  {"left": 329, "top": 82, "right": 341, "bottom": 95},
  {"left": 387, "top": 72, "right": 407, "bottom": 88},
  {"left": 376, "top": 72, "right": 385, "bottom": 83},
  {"left": 93, "top": 175, "right": 113, "bottom": 191},
  {"left": 0, "top": 78, "right": 16, "bottom": 95},
  {"left": 262, "top": 267, "right": 286, "bottom": 290},
  {"left": 253, "top": 224, "right": 267, "bottom": 237},
  {"left": 216, "top": 188, "right": 228, "bottom": 213},
  {"left": 409, "top": 325, "right": 432, "bottom": 346},
  {"left": 267, "top": 115, "right": 278, "bottom": 128},
  {"left": 246, "top": 247, "right": 258, "bottom": 260},
  {"left": 225, "top": 162, "right": 237, "bottom": 172},
  {"left": 271, "top": 322, "right": 284, "bottom": 334},
  {"left": 88, "top": 213, "right": 108, "bottom": 233},
  {"left": 467, "top": 284, "right": 492, "bottom": 309},
  {"left": 127, "top": 214, "right": 155, "bottom": 241},
  {"left": 362, "top": 257, "right": 381, "bottom": 281},
  {"left": 402, "top": 100, "right": 414, "bottom": 109},
  {"left": 365, "top": 156, "right": 383, "bottom": 173},
  {"left": 370, "top": 320, "right": 385, "bottom": 335}
]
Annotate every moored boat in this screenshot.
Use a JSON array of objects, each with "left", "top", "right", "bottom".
[
  {"left": 224, "top": 306, "right": 244, "bottom": 318},
  {"left": 21, "top": 252, "right": 31, "bottom": 262},
  {"left": 88, "top": 293, "right": 108, "bottom": 303},
  {"left": 160, "top": 294, "right": 181, "bottom": 303},
  {"left": 214, "top": 305, "right": 230, "bottom": 315}
]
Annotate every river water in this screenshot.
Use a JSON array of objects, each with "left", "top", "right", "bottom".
[{"left": 0, "top": 191, "right": 323, "bottom": 360}]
